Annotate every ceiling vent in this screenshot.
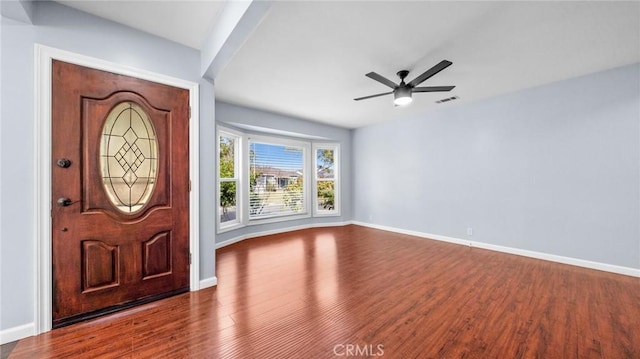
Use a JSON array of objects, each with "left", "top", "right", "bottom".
[{"left": 435, "top": 96, "right": 459, "bottom": 104}]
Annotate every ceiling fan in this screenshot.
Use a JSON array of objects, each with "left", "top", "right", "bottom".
[{"left": 354, "top": 60, "right": 455, "bottom": 106}]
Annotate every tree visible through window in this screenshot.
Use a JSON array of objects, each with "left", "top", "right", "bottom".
[
  {"left": 219, "top": 134, "right": 238, "bottom": 227},
  {"left": 314, "top": 144, "right": 339, "bottom": 216},
  {"left": 317, "top": 150, "right": 334, "bottom": 209}
]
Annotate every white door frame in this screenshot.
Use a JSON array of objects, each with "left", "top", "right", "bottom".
[{"left": 33, "top": 44, "right": 201, "bottom": 334}]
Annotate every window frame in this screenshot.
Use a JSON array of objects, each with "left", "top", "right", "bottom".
[
  {"left": 246, "top": 134, "right": 311, "bottom": 225},
  {"left": 216, "top": 128, "right": 243, "bottom": 233},
  {"left": 313, "top": 143, "right": 341, "bottom": 217}
]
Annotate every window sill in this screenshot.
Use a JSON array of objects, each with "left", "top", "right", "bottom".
[
  {"left": 217, "top": 222, "right": 243, "bottom": 234},
  {"left": 248, "top": 212, "right": 311, "bottom": 226},
  {"left": 217, "top": 211, "right": 343, "bottom": 234},
  {"left": 313, "top": 211, "right": 341, "bottom": 218}
]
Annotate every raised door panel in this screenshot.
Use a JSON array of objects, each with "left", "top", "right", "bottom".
[
  {"left": 143, "top": 231, "right": 173, "bottom": 279},
  {"left": 82, "top": 240, "right": 120, "bottom": 293}
]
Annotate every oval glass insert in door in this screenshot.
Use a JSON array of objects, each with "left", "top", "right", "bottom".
[{"left": 100, "top": 101, "right": 158, "bottom": 213}]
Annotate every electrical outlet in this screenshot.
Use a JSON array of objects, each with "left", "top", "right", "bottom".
[
  {"left": 467, "top": 227, "right": 473, "bottom": 236},
  {"left": 369, "top": 214, "right": 373, "bottom": 221}
]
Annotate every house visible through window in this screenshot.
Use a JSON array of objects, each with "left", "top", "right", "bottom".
[{"left": 249, "top": 138, "right": 308, "bottom": 220}]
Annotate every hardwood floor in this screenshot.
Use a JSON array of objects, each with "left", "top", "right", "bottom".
[{"left": 9, "top": 225, "right": 640, "bottom": 358}]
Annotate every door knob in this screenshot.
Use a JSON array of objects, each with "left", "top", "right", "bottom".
[
  {"left": 57, "top": 197, "right": 72, "bottom": 207},
  {"left": 56, "top": 158, "right": 72, "bottom": 168}
]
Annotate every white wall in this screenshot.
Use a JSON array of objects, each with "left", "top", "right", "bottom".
[
  {"left": 0, "top": 2, "right": 216, "bottom": 334},
  {"left": 353, "top": 63, "right": 640, "bottom": 271}
]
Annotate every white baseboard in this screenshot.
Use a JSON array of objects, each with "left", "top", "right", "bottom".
[
  {"left": 216, "top": 221, "right": 353, "bottom": 249},
  {"left": 0, "top": 322, "right": 34, "bottom": 345},
  {"left": 199, "top": 276, "right": 218, "bottom": 289},
  {"left": 352, "top": 221, "right": 640, "bottom": 278}
]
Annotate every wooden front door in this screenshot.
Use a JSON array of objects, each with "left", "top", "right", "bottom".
[{"left": 51, "top": 60, "right": 190, "bottom": 328}]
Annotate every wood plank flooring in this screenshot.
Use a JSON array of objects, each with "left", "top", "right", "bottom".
[{"left": 9, "top": 225, "right": 640, "bottom": 358}]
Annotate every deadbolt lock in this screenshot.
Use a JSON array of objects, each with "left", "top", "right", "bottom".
[{"left": 56, "top": 158, "right": 72, "bottom": 168}]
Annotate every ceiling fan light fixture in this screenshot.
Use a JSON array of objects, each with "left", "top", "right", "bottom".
[{"left": 393, "top": 87, "right": 412, "bottom": 106}]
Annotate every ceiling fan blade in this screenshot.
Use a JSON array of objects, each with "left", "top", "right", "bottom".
[
  {"left": 354, "top": 91, "right": 393, "bottom": 101},
  {"left": 365, "top": 72, "right": 398, "bottom": 89},
  {"left": 412, "top": 86, "right": 455, "bottom": 93},
  {"left": 408, "top": 60, "right": 453, "bottom": 87}
]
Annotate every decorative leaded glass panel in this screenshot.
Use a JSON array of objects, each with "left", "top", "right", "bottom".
[{"left": 100, "top": 102, "right": 158, "bottom": 213}]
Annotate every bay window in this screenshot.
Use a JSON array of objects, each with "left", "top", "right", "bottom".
[{"left": 217, "top": 126, "right": 339, "bottom": 233}]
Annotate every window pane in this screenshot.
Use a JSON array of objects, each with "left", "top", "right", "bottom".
[
  {"left": 317, "top": 180, "right": 335, "bottom": 211},
  {"left": 250, "top": 141, "right": 305, "bottom": 218},
  {"left": 219, "top": 181, "right": 237, "bottom": 223},
  {"left": 313, "top": 144, "right": 339, "bottom": 216},
  {"left": 316, "top": 149, "right": 334, "bottom": 179},
  {"left": 219, "top": 136, "right": 235, "bottom": 179}
]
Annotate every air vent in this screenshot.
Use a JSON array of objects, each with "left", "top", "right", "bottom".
[{"left": 436, "top": 96, "right": 459, "bottom": 104}]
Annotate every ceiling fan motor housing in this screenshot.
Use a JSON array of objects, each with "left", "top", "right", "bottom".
[{"left": 397, "top": 70, "right": 410, "bottom": 82}]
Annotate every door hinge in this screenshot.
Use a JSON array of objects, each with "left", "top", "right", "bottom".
[
  {"left": 189, "top": 253, "right": 192, "bottom": 265},
  {"left": 188, "top": 106, "right": 191, "bottom": 119},
  {"left": 189, "top": 180, "right": 192, "bottom": 192}
]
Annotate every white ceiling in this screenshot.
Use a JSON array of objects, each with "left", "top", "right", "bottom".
[
  {"left": 57, "top": 0, "right": 226, "bottom": 49},
  {"left": 55, "top": 1, "right": 640, "bottom": 129}
]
